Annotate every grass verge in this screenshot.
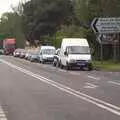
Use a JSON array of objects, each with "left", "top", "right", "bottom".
[{"left": 93, "top": 61, "right": 120, "bottom": 71}]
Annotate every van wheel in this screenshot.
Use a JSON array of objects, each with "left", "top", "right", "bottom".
[
  {"left": 66, "top": 62, "right": 71, "bottom": 70},
  {"left": 53, "top": 62, "right": 56, "bottom": 67},
  {"left": 56, "top": 61, "right": 60, "bottom": 68}
]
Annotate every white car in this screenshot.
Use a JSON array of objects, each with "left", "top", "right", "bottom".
[{"left": 13, "top": 49, "right": 22, "bottom": 57}]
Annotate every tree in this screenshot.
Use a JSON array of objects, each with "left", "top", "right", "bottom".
[
  {"left": 0, "top": 12, "right": 25, "bottom": 48},
  {"left": 22, "top": 0, "right": 74, "bottom": 44}
]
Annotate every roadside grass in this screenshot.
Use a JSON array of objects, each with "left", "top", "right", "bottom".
[{"left": 93, "top": 61, "right": 120, "bottom": 71}]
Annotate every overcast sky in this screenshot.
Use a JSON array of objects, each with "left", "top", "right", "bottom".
[{"left": 0, "top": 0, "right": 27, "bottom": 17}]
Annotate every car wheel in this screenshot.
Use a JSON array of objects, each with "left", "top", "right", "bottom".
[
  {"left": 41, "top": 60, "right": 45, "bottom": 64},
  {"left": 30, "top": 59, "right": 33, "bottom": 62},
  {"left": 56, "top": 61, "right": 60, "bottom": 68},
  {"left": 53, "top": 62, "right": 56, "bottom": 67},
  {"left": 60, "top": 61, "right": 63, "bottom": 69}
]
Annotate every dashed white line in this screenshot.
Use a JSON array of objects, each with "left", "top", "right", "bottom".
[
  {"left": 69, "top": 72, "right": 80, "bottom": 75},
  {"left": 87, "top": 75, "right": 100, "bottom": 81},
  {"left": 84, "top": 83, "right": 98, "bottom": 89},
  {"left": 108, "top": 81, "right": 120, "bottom": 86},
  {"left": 58, "top": 69, "right": 67, "bottom": 72},
  {"left": 86, "top": 83, "right": 97, "bottom": 88},
  {"left": 1, "top": 59, "right": 120, "bottom": 117},
  {"left": 0, "top": 106, "right": 7, "bottom": 120}
]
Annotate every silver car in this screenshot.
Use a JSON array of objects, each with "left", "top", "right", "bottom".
[{"left": 30, "top": 52, "right": 39, "bottom": 62}]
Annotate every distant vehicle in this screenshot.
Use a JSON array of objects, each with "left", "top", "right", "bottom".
[
  {"left": 0, "top": 49, "right": 4, "bottom": 55},
  {"left": 13, "top": 49, "right": 22, "bottom": 57},
  {"left": 19, "top": 49, "right": 26, "bottom": 58},
  {"left": 59, "top": 38, "right": 93, "bottom": 70},
  {"left": 30, "top": 52, "right": 39, "bottom": 62},
  {"left": 3, "top": 38, "right": 16, "bottom": 55},
  {"left": 27, "top": 52, "right": 33, "bottom": 60},
  {"left": 25, "top": 51, "right": 30, "bottom": 59},
  {"left": 53, "top": 48, "right": 60, "bottom": 67},
  {"left": 39, "top": 46, "right": 56, "bottom": 64}
]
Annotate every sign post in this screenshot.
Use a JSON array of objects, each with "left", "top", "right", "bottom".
[
  {"left": 91, "top": 17, "right": 120, "bottom": 63},
  {"left": 100, "top": 44, "right": 103, "bottom": 63}
]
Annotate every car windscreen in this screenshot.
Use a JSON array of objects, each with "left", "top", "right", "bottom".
[
  {"left": 67, "top": 46, "right": 90, "bottom": 54},
  {"left": 42, "top": 49, "right": 55, "bottom": 55}
]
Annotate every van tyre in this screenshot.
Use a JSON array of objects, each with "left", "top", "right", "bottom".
[
  {"left": 66, "top": 62, "right": 71, "bottom": 70},
  {"left": 53, "top": 62, "right": 56, "bottom": 67},
  {"left": 56, "top": 62, "right": 60, "bottom": 68}
]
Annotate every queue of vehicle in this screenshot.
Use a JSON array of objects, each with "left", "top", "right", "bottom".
[{"left": 12, "top": 38, "right": 93, "bottom": 71}]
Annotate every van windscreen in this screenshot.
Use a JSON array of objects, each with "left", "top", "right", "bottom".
[
  {"left": 67, "top": 46, "right": 90, "bottom": 54},
  {"left": 42, "top": 49, "right": 55, "bottom": 55}
]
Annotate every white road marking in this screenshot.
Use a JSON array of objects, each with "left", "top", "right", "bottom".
[
  {"left": 87, "top": 75, "right": 100, "bottom": 81},
  {"left": 1, "top": 60, "right": 120, "bottom": 116},
  {"left": 49, "top": 67, "right": 56, "bottom": 70},
  {"left": 69, "top": 72, "right": 80, "bottom": 75},
  {"left": 0, "top": 106, "right": 7, "bottom": 120},
  {"left": 108, "top": 81, "right": 120, "bottom": 86},
  {"left": 84, "top": 85, "right": 95, "bottom": 89},
  {"left": 84, "top": 83, "right": 98, "bottom": 89},
  {"left": 58, "top": 69, "right": 67, "bottom": 72}
]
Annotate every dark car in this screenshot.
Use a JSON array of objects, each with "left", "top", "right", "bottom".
[{"left": 30, "top": 52, "right": 39, "bottom": 62}]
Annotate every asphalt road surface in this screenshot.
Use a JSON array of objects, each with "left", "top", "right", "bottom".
[{"left": 0, "top": 55, "right": 120, "bottom": 120}]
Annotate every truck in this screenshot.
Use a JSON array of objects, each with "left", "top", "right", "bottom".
[
  {"left": 3, "top": 38, "right": 16, "bottom": 55},
  {"left": 59, "top": 38, "right": 93, "bottom": 70}
]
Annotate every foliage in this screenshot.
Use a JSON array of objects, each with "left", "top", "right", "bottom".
[
  {"left": 22, "top": 0, "right": 74, "bottom": 43},
  {"left": 0, "top": 12, "right": 25, "bottom": 48}
]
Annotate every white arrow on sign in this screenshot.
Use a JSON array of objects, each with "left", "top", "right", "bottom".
[
  {"left": 96, "top": 34, "right": 102, "bottom": 44},
  {"left": 95, "top": 18, "right": 120, "bottom": 33},
  {"left": 97, "top": 34, "right": 114, "bottom": 44}
]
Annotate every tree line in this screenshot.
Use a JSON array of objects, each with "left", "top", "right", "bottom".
[{"left": 0, "top": 0, "right": 120, "bottom": 60}]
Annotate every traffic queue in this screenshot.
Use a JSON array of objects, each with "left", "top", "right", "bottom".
[{"left": 13, "top": 38, "right": 93, "bottom": 71}]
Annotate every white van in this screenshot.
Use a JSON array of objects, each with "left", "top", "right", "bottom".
[
  {"left": 39, "top": 46, "right": 56, "bottom": 63},
  {"left": 59, "top": 38, "right": 93, "bottom": 70}
]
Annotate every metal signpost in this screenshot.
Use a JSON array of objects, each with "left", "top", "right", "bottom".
[{"left": 91, "top": 17, "right": 120, "bottom": 62}]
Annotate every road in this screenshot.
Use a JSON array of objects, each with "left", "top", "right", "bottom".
[{"left": 0, "top": 55, "right": 120, "bottom": 120}]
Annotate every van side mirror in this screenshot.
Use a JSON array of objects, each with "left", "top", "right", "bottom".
[{"left": 64, "top": 51, "right": 68, "bottom": 56}]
